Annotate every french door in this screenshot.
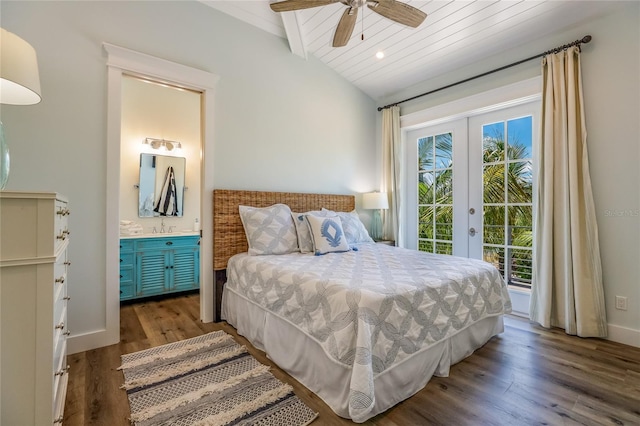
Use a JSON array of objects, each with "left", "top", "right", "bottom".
[{"left": 406, "top": 101, "right": 539, "bottom": 296}]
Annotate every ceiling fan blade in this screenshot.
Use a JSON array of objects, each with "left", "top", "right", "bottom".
[
  {"left": 368, "top": 0, "right": 427, "bottom": 28},
  {"left": 270, "top": 0, "right": 340, "bottom": 13},
  {"left": 333, "top": 7, "right": 358, "bottom": 47}
]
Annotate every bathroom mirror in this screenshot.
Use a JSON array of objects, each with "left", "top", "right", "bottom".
[{"left": 138, "top": 153, "right": 186, "bottom": 217}]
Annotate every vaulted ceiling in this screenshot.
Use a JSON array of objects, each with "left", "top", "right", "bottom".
[{"left": 201, "top": 1, "right": 619, "bottom": 101}]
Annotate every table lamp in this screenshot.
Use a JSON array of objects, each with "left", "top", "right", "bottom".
[
  {"left": 362, "top": 192, "right": 389, "bottom": 241},
  {"left": 0, "top": 28, "right": 42, "bottom": 189}
]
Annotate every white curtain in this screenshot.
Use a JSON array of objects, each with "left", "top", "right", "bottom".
[
  {"left": 530, "top": 46, "right": 607, "bottom": 337},
  {"left": 381, "top": 106, "right": 402, "bottom": 246}
]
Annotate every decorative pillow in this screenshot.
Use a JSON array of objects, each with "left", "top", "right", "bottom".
[
  {"left": 305, "top": 214, "right": 351, "bottom": 255},
  {"left": 239, "top": 204, "right": 299, "bottom": 255},
  {"left": 322, "top": 209, "right": 374, "bottom": 244},
  {"left": 291, "top": 210, "right": 331, "bottom": 253}
]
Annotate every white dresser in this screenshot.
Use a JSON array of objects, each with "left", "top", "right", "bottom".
[{"left": 0, "top": 191, "right": 70, "bottom": 425}]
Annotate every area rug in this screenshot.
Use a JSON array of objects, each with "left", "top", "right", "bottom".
[{"left": 119, "top": 330, "right": 318, "bottom": 426}]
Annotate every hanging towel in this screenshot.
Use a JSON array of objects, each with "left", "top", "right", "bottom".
[{"left": 154, "top": 166, "right": 178, "bottom": 216}]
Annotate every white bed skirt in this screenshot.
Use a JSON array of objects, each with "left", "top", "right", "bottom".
[{"left": 222, "top": 287, "right": 504, "bottom": 423}]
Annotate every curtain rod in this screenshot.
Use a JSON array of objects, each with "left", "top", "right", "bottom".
[{"left": 377, "top": 35, "right": 592, "bottom": 112}]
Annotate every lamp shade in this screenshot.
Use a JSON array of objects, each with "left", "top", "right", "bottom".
[
  {"left": 0, "top": 28, "right": 41, "bottom": 105},
  {"left": 362, "top": 192, "right": 389, "bottom": 210}
]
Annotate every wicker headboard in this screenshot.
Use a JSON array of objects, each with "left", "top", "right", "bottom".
[{"left": 212, "top": 189, "right": 356, "bottom": 271}]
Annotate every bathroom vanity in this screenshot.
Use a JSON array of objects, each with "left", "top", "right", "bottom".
[{"left": 119, "top": 232, "right": 200, "bottom": 301}]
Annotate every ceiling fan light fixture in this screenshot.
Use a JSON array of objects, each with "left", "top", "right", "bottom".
[{"left": 270, "top": 0, "right": 426, "bottom": 47}]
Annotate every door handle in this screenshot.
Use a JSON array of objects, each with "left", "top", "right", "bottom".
[{"left": 469, "top": 228, "right": 476, "bottom": 237}]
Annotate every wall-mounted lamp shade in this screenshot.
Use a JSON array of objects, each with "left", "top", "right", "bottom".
[
  {"left": 362, "top": 192, "right": 389, "bottom": 210},
  {"left": 0, "top": 28, "right": 42, "bottom": 105}
]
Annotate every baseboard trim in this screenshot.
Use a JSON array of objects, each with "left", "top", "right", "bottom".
[
  {"left": 607, "top": 323, "right": 640, "bottom": 348},
  {"left": 67, "top": 328, "right": 119, "bottom": 355}
]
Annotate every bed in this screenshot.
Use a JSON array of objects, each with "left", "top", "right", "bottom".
[{"left": 213, "top": 190, "right": 512, "bottom": 423}]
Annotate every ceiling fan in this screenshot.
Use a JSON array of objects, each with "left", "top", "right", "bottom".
[{"left": 269, "top": 0, "right": 427, "bottom": 47}]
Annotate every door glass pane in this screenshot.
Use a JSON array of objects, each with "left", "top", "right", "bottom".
[
  {"left": 435, "top": 133, "right": 453, "bottom": 169},
  {"left": 435, "top": 206, "right": 453, "bottom": 240},
  {"left": 435, "top": 241, "right": 453, "bottom": 255},
  {"left": 418, "top": 172, "right": 434, "bottom": 204},
  {"left": 418, "top": 136, "right": 433, "bottom": 171},
  {"left": 507, "top": 116, "right": 533, "bottom": 160},
  {"left": 483, "top": 247, "right": 505, "bottom": 275},
  {"left": 507, "top": 160, "right": 532, "bottom": 201},
  {"left": 482, "top": 116, "right": 533, "bottom": 289},
  {"left": 419, "top": 240, "right": 433, "bottom": 252},
  {"left": 417, "top": 131, "right": 453, "bottom": 254},
  {"left": 435, "top": 170, "right": 453, "bottom": 204},
  {"left": 418, "top": 206, "right": 433, "bottom": 239},
  {"left": 483, "top": 122, "right": 505, "bottom": 162},
  {"left": 483, "top": 206, "right": 505, "bottom": 245},
  {"left": 508, "top": 205, "right": 532, "bottom": 247},
  {"left": 483, "top": 164, "right": 505, "bottom": 203}
]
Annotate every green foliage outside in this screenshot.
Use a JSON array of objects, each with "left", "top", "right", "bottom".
[{"left": 417, "top": 129, "right": 533, "bottom": 286}]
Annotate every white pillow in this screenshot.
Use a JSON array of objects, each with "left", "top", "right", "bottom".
[
  {"left": 239, "top": 204, "right": 299, "bottom": 255},
  {"left": 322, "top": 209, "right": 374, "bottom": 244},
  {"left": 291, "top": 210, "right": 331, "bottom": 253},
  {"left": 305, "top": 214, "right": 351, "bottom": 255}
]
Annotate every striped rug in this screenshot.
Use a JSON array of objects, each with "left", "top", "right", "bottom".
[{"left": 119, "top": 330, "right": 318, "bottom": 426}]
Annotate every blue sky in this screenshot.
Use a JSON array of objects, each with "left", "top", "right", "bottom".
[{"left": 483, "top": 115, "right": 533, "bottom": 159}]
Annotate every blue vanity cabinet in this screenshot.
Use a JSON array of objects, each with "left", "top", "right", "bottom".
[
  {"left": 119, "top": 240, "right": 135, "bottom": 300},
  {"left": 120, "top": 234, "right": 200, "bottom": 301}
]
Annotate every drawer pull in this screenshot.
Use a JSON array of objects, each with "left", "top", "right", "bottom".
[
  {"left": 56, "top": 209, "right": 65, "bottom": 216},
  {"left": 55, "top": 277, "right": 65, "bottom": 284},
  {"left": 63, "top": 296, "right": 71, "bottom": 301},
  {"left": 56, "top": 233, "right": 66, "bottom": 241},
  {"left": 63, "top": 330, "right": 71, "bottom": 336},
  {"left": 166, "top": 241, "right": 173, "bottom": 246},
  {"left": 55, "top": 322, "right": 65, "bottom": 330},
  {"left": 63, "top": 229, "right": 71, "bottom": 236},
  {"left": 64, "top": 261, "right": 71, "bottom": 266},
  {"left": 54, "top": 416, "right": 64, "bottom": 424}
]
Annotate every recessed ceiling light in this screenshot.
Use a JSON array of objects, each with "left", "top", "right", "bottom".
[{"left": 376, "top": 51, "right": 385, "bottom": 59}]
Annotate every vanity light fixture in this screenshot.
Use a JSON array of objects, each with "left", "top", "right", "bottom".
[{"left": 143, "top": 138, "right": 182, "bottom": 152}]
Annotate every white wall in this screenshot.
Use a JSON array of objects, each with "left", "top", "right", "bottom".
[
  {"left": 1, "top": 1, "right": 376, "bottom": 350},
  {"left": 120, "top": 76, "right": 201, "bottom": 232},
  {"left": 379, "top": 2, "right": 640, "bottom": 346}
]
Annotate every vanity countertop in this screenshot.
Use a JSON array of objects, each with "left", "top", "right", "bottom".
[{"left": 120, "top": 231, "right": 200, "bottom": 239}]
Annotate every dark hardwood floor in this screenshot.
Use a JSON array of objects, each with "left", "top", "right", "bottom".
[{"left": 64, "top": 293, "right": 640, "bottom": 425}]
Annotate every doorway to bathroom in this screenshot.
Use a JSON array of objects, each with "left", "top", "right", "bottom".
[
  {"left": 100, "top": 43, "right": 219, "bottom": 352},
  {"left": 119, "top": 74, "right": 202, "bottom": 309}
]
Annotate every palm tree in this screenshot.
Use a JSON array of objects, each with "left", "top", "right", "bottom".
[{"left": 418, "top": 130, "right": 533, "bottom": 284}]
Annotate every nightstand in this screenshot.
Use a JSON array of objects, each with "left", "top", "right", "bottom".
[{"left": 374, "top": 240, "right": 395, "bottom": 246}]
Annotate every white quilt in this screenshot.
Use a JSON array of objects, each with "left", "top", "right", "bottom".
[{"left": 225, "top": 243, "right": 512, "bottom": 422}]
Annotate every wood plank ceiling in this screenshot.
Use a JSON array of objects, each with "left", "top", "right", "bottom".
[{"left": 201, "top": 1, "right": 619, "bottom": 101}]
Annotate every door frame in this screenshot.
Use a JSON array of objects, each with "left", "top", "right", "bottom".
[
  {"left": 67, "top": 43, "right": 219, "bottom": 353},
  {"left": 399, "top": 77, "right": 541, "bottom": 318}
]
